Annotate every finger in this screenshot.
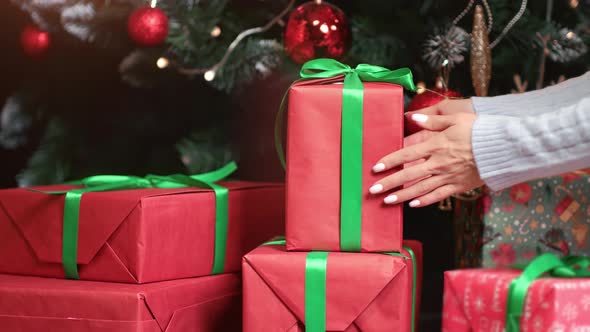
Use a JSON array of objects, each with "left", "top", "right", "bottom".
[
  {"left": 406, "top": 101, "right": 444, "bottom": 117},
  {"left": 382, "top": 175, "right": 446, "bottom": 204},
  {"left": 407, "top": 184, "right": 460, "bottom": 208},
  {"left": 372, "top": 142, "right": 432, "bottom": 173},
  {"left": 404, "top": 129, "right": 435, "bottom": 147},
  {"left": 409, "top": 113, "right": 455, "bottom": 131},
  {"left": 370, "top": 162, "right": 434, "bottom": 194}
]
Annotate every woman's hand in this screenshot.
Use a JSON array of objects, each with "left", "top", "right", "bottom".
[
  {"left": 369, "top": 112, "right": 484, "bottom": 207},
  {"left": 406, "top": 98, "right": 476, "bottom": 135}
]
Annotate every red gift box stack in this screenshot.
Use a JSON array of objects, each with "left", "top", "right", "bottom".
[
  {"left": 0, "top": 163, "right": 286, "bottom": 331},
  {"left": 242, "top": 59, "right": 423, "bottom": 332}
]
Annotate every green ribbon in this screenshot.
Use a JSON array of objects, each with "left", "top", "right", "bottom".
[
  {"left": 276, "top": 58, "right": 416, "bottom": 251},
  {"left": 33, "top": 162, "right": 238, "bottom": 279},
  {"left": 261, "top": 240, "right": 417, "bottom": 332},
  {"left": 506, "top": 253, "right": 590, "bottom": 332}
]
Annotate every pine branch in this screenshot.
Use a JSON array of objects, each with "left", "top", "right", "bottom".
[
  {"left": 17, "top": 118, "right": 74, "bottom": 187},
  {"left": 176, "top": 127, "right": 234, "bottom": 174},
  {"left": 348, "top": 17, "right": 404, "bottom": 67}
]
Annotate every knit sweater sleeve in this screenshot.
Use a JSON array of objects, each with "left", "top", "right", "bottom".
[
  {"left": 470, "top": 71, "right": 590, "bottom": 117},
  {"left": 471, "top": 95, "right": 590, "bottom": 191}
]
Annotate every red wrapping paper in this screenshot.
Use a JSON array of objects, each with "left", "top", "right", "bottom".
[
  {"left": 243, "top": 240, "right": 422, "bottom": 331},
  {"left": 0, "top": 273, "right": 241, "bottom": 332},
  {"left": 442, "top": 269, "right": 590, "bottom": 331},
  {"left": 285, "top": 79, "right": 404, "bottom": 252},
  {"left": 0, "top": 181, "right": 284, "bottom": 283}
]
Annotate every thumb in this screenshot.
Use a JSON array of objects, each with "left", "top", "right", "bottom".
[{"left": 409, "top": 113, "right": 455, "bottom": 131}]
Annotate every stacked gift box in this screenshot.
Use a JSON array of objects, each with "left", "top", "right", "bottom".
[
  {"left": 0, "top": 163, "right": 286, "bottom": 331},
  {"left": 242, "top": 59, "right": 423, "bottom": 332}
]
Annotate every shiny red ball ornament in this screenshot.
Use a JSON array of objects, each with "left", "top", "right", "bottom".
[
  {"left": 20, "top": 26, "right": 51, "bottom": 58},
  {"left": 406, "top": 87, "right": 462, "bottom": 112},
  {"left": 127, "top": 6, "right": 169, "bottom": 47},
  {"left": 284, "top": 1, "right": 351, "bottom": 64}
]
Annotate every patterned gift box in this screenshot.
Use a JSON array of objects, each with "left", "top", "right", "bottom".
[{"left": 482, "top": 170, "right": 590, "bottom": 267}]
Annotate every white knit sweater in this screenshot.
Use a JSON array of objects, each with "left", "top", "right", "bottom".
[{"left": 470, "top": 71, "right": 590, "bottom": 191}]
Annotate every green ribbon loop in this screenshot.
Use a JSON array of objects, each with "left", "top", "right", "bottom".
[
  {"left": 506, "top": 253, "right": 590, "bottom": 332},
  {"left": 34, "top": 162, "right": 238, "bottom": 279},
  {"left": 276, "top": 58, "right": 415, "bottom": 251}
]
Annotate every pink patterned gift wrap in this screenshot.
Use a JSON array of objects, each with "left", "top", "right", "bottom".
[{"left": 442, "top": 267, "right": 590, "bottom": 332}]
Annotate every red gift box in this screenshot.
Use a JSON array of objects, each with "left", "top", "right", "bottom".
[
  {"left": 243, "top": 240, "right": 422, "bottom": 331},
  {"left": 0, "top": 181, "right": 284, "bottom": 283},
  {"left": 0, "top": 273, "right": 241, "bottom": 331},
  {"left": 285, "top": 79, "right": 404, "bottom": 252},
  {"left": 442, "top": 268, "right": 590, "bottom": 331}
]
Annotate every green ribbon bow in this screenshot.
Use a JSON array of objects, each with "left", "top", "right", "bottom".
[
  {"left": 276, "top": 58, "right": 416, "bottom": 252},
  {"left": 506, "top": 253, "right": 590, "bottom": 332},
  {"left": 261, "top": 239, "right": 417, "bottom": 332},
  {"left": 33, "top": 162, "right": 238, "bottom": 279}
]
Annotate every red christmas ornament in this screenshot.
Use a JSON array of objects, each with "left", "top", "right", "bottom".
[
  {"left": 406, "top": 87, "right": 462, "bottom": 112},
  {"left": 127, "top": 6, "right": 169, "bottom": 47},
  {"left": 20, "top": 26, "right": 51, "bottom": 58},
  {"left": 284, "top": 1, "right": 351, "bottom": 64}
]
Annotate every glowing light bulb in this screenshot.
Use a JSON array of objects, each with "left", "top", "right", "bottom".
[
  {"left": 566, "top": 31, "right": 575, "bottom": 39},
  {"left": 416, "top": 82, "right": 426, "bottom": 94},
  {"left": 156, "top": 57, "right": 169, "bottom": 69},
  {"left": 331, "top": 25, "right": 337, "bottom": 31},
  {"left": 210, "top": 26, "right": 221, "bottom": 38},
  {"left": 442, "top": 59, "right": 449, "bottom": 67},
  {"left": 312, "top": 20, "right": 320, "bottom": 26},
  {"left": 204, "top": 70, "right": 216, "bottom": 81},
  {"left": 570, "top": 0, "right": 579, "bottom": 8}
]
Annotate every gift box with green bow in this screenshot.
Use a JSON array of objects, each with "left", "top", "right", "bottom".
[
  {"left": 0, "top": 162, "right": 285, "bottom": 283},
  {"left": 280, "top": 58, "right": 416, "bottom": 252},
  {"left": 443, "top": 253, "right": 590, "bottom": 331}
]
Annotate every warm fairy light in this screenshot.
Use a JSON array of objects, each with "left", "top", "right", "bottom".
[
  {"left": 416, "top": 82, "right": 426, "bottom": 94},
  {"left": 442, "top": 59, "right": 449, "bottom": 67},
  {"left": 570, "top": 0, "right": 579, "bottom": 8},
  {"left": 319, "top": 23, "right": 329, "bottom": 33},
  {"left": 204, "top": 70, "right": 216, "bottom": 81},
  {"left": 312, "top": 20, "right": 320, "bottom": 26},
  {"left": 566, "top": 31, "right": 575, "bottom": 39},
  {"left": 331, "top": 25, "right": 337, "bottom": 31},
  {"left": 156, "top": 57, "right": 169, "bottom": 69},
  {"left": 210, "top": 26, "right": 221, "bottom": 38},
  {"left": 150, "top": 0, "right": 157, "bottom": 8},
  {"left": 314, "top": 0, "right": 322, "bottom": 3}
]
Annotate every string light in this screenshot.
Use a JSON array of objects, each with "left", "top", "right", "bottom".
[
  {"left": 570, "top": 0, "right": 579, "bottom": 8},
  {"left": 416, "top": 82, "right": 426, "bottom": 94},
  {"left": 566, "top": 31, "right": 575, "bottom": 39},
  {"left": 210, "top": 26, "right": 221, "bottom": 38},
  {"left": 156, "top": 57, "right": 169, "bottom": 69},
  {"left": 150, "top": 0, "right": 157, "bottom": 8},
  {"left": 204, "top": 70, "right": 216, "bottom": 81}
]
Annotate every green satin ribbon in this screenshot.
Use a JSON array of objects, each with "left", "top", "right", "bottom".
[
  {"left": 261, "top": 240, "right": 417, "bottom": 332},
  {"left": 506, "top": 253, "right": 590, "bottom": 332},
  {"left": 33, "top": 162, "right": 238, "bottom": 279},
  {"left": 276, "top": 58, "right": 416, "bottom": 252}
]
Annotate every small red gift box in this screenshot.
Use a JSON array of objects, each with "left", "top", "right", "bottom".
[
  {"left": 243, "top": 239, "right": 422, "bottom": 332},
  {"left": 0, "top": 181, "right": 284, "bottom": 283},
  {"left": 285, "top": 78, "right": 404, "bottom": 252},
  {"left": 443, "top": 267, "right": 590, "bottom": 331},
  {"left": 0, "top": 273, "right": 241, "bottom": 332}
]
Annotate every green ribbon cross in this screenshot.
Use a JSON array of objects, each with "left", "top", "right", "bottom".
[
  {"left": 260, "top": 239, "right": 417, "bottom": 332},
  {"left": 506, "top": 253, "right": 590, "bottom": 332},
  {"left": 276, "top": 58, "right": 416, "bottom": 251},
  {"left": 33, "top": 162, "right": 238, "bottom": 279}
]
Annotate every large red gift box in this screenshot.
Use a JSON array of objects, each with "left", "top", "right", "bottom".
[
  {"left": 243, "top": 240, "right": 422, "bottom": 331},
  {"left": 0, "top": 273, "right": 241, "bottom": 331},
  {"left": 285, "top": 79, "right": 404, "bottom": 252},
  {"left": 0, "top": 181, "right": 284, "bottom": 283},
  {"left": 442, "top": 268, "right": 590, "bottom": 331}
]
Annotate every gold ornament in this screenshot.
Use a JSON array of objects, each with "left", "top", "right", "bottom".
[{"left": 470, "top": 5, "right": 491, "bottom": 97}]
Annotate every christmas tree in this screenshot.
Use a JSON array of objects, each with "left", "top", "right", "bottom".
[{"left": 0, "top": 0, "right": 588, "bottom": 187}]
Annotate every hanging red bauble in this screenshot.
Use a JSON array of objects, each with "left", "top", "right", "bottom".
[
  {"left": 20, "top": 26, "right": 51, "bottom": 58},
  {"left": 284, "top": 1, "right": 351, "bottom": 64},
  {"left": 406, "top": 87, "right": 462, "bottom": 112},
  {"left": 127, "top": 6, "right": 169, "bottom": 47}
]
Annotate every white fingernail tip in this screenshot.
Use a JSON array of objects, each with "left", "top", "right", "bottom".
[
  {"left": 384, "top": 195, "right": 398, "bottom": 204},
  {"left": 369, "top": 184, "right": 383, "bottom": 194},
  {"left": 372, "top": 163, "right": 386, "bottom": 172},
  {"left": 411, "top": 114, "right": 428, "bottom": 123},
  {"left": 409, "top": 200, "right": 421, "bottom": 207}
]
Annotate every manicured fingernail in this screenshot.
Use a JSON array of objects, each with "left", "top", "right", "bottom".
[
  {"left": 384, "top": 194, "right": 398, "bottom": 204},
  {"left": 409, "top": 200, "right": 421, "bottom": 207},
  {"left": 372, "top": 163, "right": 386, "bottom": 173},
  {"left": 369, "top": 184, "right": 383, "bottom": 194},
  {"left": 411, "top": 114, "right": 428, "bottom": 123}
]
